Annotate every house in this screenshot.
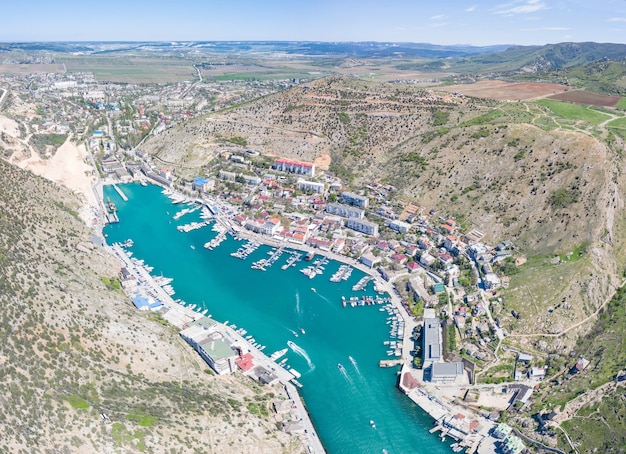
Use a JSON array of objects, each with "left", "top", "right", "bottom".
[
  {"left": 571, "top": 357, "right": 590, "bottom": 375},
  {"left": 389, "top": 219, "right": 411, "bottom": 233},
  {"left": 407, "top": 261, "right": 421, "bottom": 273},
  {"left": 483, "top": 273, "right": 501, "bottom": 289},
  {"left": 439, "top": 253, "right": 453, "bottom": 266},
  {"left": 391, "top": 253, "right": 408, "bottom": 265},
  {"left": 444, "top": 235, "right": 457, "bottom": 251},
  {"left": 528, "top": 366, "right": 547, "bottom": 380},
  {"left": 360, "top": 252, "right": 381, "bottom": 268},
  {"left": 420, "top": 253, "right": 436, "bottom": 267}
]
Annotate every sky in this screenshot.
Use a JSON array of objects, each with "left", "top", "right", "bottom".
[{"left": 2, "top": 0, "right": 626, "bottom": 46}]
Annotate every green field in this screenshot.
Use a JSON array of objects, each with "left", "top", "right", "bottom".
[
  {"left": 607, "top": 116, "right": 626, "bottom": 139},
  {"left": 537, "top": 99, "right": 613, "bottom": 125},
  {"left": 616, "top": 97, "right": 626, "bottom": 110}
]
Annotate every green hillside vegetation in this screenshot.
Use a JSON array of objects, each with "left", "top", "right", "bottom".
[
  {"left": 401, "top": 42, "right": 626, "bottom": 75},
  {"left": 617, "top": 98, "right": 626, "bottom": 110},
  {"left": 608, "top": 117, "right": 626, "bottom": 140},
  {"left": 0, "top": 159, "right": 296, "bottom": 452},
  {"left": 528, "top": 283, "right": 626, "bottom": 452}
]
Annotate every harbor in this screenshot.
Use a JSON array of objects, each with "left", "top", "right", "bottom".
[{"left": 103, "top": 182, "right": 454, "bottom": 454}]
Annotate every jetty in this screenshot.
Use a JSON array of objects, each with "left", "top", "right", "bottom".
[{"left": 112, "top": 184, "right": 128, "bottom": 202}]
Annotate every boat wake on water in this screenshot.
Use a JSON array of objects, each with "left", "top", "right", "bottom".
[
  {"left": 287, "top": 340, "right": 315, "bottom": 371},
  {"left": 349, "top": 355, "right": 363, "bottom": 378},
  {"left": 337, "top": 363, "right": 353, "bottom": 384}
]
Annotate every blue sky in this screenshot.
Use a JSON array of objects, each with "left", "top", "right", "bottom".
[{"left": 2, "top": 0, "right": 626, "bottom": 45}]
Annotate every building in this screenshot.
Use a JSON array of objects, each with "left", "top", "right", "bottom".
[
  {"left": 389, "top": 220, "right": 411, "bottom": 233},
  {"left": 273, "top": 158, "right": 315, "bottom": 176},
  {"left": 244, "top": 217, "right": 281, "bottom": 236},
  {"left": 501, "top": 434, "right": 525, "bottom": 454},
  {"left": 360, "top": 252, "right": 381, "bottom": 268},
  {"left": 431, "top": 362, "right": 465, "bottom": 383},
  {"left": 218, "top": 170, "right": 236, "bottom": 181},
  {"left": 346, "top": 218, "right": 379, "bottom": 237},
  {"left": 341, "top": 191, "right": 369, "bottom": 208},
  {"left": 192, "top": 177, "right": 215, "bottom": 192},
  {"left": 325, "top": 202, "right": 365, "bottom": 219},
  {"left": 422, "top": 312, "right": 442, "bottom": 368},
  {"left": 180, "top": 318, "right": 237, "bottom": 375},
  {"left": 297, "top": 179, "right": 325, "bottom": 194}
]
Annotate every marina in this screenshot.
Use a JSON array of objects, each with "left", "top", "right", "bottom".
[{"left": 103, "top": 183, "right": 454, "bottom": 454}]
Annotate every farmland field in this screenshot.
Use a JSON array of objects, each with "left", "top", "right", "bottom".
[
  {"left": 548, "top": 90, "right": 621, "bottom": 107},
  {"left": 536, "top": 99, "right": 613, "bottom": 125},
  {"left": 437, "top": 80, "right": 569, "bottom": 101},
  {"left": 58, "top": 57, "right": 196, "bottom": 83},
  {"left": 0, "top": 64, "right": 65, "bottom": 75}
]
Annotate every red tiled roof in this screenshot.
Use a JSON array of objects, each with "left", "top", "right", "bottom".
[
  {"left": 236, "top": 353, "right": 255, "bottom": 372},
  {"left": 275, "top": 158, "right": 313, "bottom": 168}
]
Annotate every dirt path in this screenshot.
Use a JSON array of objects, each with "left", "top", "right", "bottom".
[{"left": 508, "top": 279, "right": 626, "bottom": 339}]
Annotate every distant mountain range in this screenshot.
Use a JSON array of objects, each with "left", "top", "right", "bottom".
[
  {"left": 1, "top": 40, "right": 624, "bottom": 64},
  {"left": 0, "top": 40, "right": 512, "bottom": 58}
]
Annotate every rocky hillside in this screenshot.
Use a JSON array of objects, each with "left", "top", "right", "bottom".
[
  {"left": 0, "top": 159, "right": 299, "bottom": 453},
  {"left": 143, "top": 76, "right": 626, "bottom": 347}
]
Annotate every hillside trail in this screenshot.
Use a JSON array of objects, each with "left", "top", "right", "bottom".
[
  {"left": 508, "top": 278, "right": 626, "bottom": 339},
  {"left": 551, "top": 379, "right": 626, "bottom": 424}
]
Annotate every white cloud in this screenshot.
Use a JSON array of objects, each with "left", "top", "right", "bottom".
[
  {"left": 607, "top": 17, "right": 626, "bottom": 22},
  {"left": 430, "top": 14, "right": 447, "bottom": 20},
  {"left": 543, "top": 26, "right": 570, "bottom": 30},
  {"left": 494, "top": 0, "right": 548, "bottom": 16},
  {"left": 465, "top": 5, "right": 477, "bottom": 12}
]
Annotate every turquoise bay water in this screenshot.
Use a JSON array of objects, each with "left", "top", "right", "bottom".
[{"left": 104, "top": 184, "right": 452, "bottom": 454}]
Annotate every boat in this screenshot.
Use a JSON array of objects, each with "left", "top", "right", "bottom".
[
  {"left": 370, "top": 420, "right": 376, "bottom": 429},
  {"left": 311, "top": 288, "right": 316, "bottom": 293},
  {"left": 304, "top": 251, "right": 316, "bottom": 261},
  {"left": 337, "top": 363, "right": 345, "bottom": 371},
  {"left": 300, "top": 328, "right": 306, "bottom": 335},
  {"left": 270, "top": 348, "right": 288, "bottom": 361},
  {"left": 190, "top": 245, "right": 195, "bottom": 250}
]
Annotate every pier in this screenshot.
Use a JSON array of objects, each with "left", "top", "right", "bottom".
[{"left": 112, "top": 184, "right": 128, "bottom": 201}]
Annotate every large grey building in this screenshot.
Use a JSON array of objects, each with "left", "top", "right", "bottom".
[
  {"left": 326, "top": 202, "right": 365, "bottom": 219},
  {"left": 346, "top": 218, "right": 379, "bottom": 237},
  {"left": 341, "top": 191, "right": 369, "bottom": 208}
]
